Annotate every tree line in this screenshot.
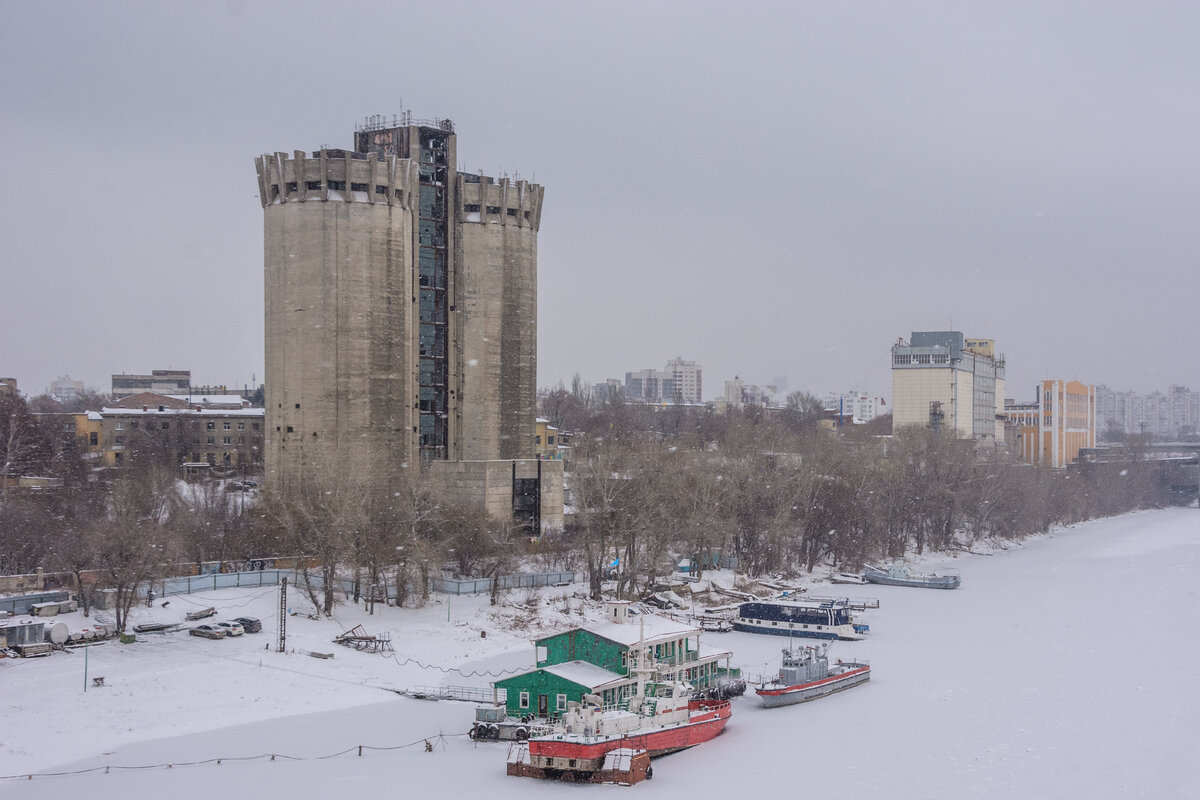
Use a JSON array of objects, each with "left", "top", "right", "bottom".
[{"left": 0, "top": 384, "right": 1177, "bottom": 626}]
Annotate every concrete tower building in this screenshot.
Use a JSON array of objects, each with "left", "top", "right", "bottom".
[{"left": 254, "top": 114, "right": 559, "bottom": 530}]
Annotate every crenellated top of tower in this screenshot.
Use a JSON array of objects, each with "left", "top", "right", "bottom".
[
  {"left": 457, "top": 174, "right": 545, "bottom": 232},
  {"left": 253, "top": 150, "right": 420, "bottom": 209}
]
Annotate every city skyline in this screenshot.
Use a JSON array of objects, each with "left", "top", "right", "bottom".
[{"left": 4, "top": 2, "right": 1198, "bottom": 402}]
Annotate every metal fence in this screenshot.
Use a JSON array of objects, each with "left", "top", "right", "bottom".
[
  {"left": 431, "top": 570, "right": 575, "bottom": 595},
  {"left": 144, "top": 567, "right": 574, "bottom": 601},
  {"left": 0, "top": 591, "right": 69, "bottom": 616},
  {"left": 155, "top": 570, "right": 289, "bottom": 598}
]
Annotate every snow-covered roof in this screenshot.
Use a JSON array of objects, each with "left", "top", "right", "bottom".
[
  {"left": 541, "top": 660, "right": 628, "bottom": 690},
  {"left": 100, "top": 407, "right": 264, "bottom": 417},
  {"left": 165, "top": 394, "right": 249, "bottom": 406},
  {"left": 86, "top": 411, "right": 102, "bottom": 421},
  {"left": 582, "top": 614, "right": 699, "bottom": 647},
  {"left": 696, "top": 641, "right": 733, "bottom": 661}
]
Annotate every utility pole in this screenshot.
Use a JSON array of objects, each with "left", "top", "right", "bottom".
[{"left": 278, "top": 576, "right": 287, "bottom": 653}]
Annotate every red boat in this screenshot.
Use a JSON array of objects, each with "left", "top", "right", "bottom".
[
  {"left": 528, "top": 695, "right": 731, "bottom": 760},
  {"left": 512, "top": 641, "right": 732, "bottom": 781}
]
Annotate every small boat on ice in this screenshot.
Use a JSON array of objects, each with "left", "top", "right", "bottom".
[
  {"left": 829, "top": 572, "right": 866, "bottom": 585},
  {"left": 756, "top": 643, "right": 870, "bottom": 708},
  {"left": 862, "top": 564, "right": 960, "bottom": 589}
]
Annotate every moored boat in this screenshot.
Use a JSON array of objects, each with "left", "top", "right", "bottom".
[
  {"left": 733, "top": 598, "right": 869, "bottom": 640},
  {"left": 513, "top": 639, "right": 731, "bottom": 782},
  {"left": 863, "top": 564, "right": 960, "bottom": 589},
  {"left": 755, "top": 643, "right": 870, "bottom": 707}
]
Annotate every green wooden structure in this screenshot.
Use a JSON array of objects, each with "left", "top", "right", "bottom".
[{"left": 492, "top": 610, "right": 738, "bottom": 718}]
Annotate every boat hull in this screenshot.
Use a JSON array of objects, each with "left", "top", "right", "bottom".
[
  {"left": 528, "top": 700, "right": 731, "bottom": 760},
  {"left": 731, "top": 620, "right": 866, "bottom": 641},
  {"left": 756, "top": 665, "right": 870, "bottom": 707},
  {"left": 862, "top": 570, "right": 959, "bottom": 589}
]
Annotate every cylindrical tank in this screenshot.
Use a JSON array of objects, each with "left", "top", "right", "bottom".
[{"left": 44, "top": 622, "right": 69, "bottom": 645}]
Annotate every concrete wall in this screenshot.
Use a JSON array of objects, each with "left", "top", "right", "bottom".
[
  {"left": 456, "top": 177, "right": 542, "bottom": 461},
  {"left": 427, "top": 458, "right": 563, "bottom": 532},
  {"left": 258, "top": 152, "right": 419, "bottom": 487}
]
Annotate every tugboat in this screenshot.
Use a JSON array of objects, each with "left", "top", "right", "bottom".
[
  {"left": 508, "top": 634, "right": 731, "bottom": 783},
  {"left": 863, "top": 563, "right": 960, "bottom": 589},
  {"left": 755, "top": 643, "right": 870, "bottom": 708}
]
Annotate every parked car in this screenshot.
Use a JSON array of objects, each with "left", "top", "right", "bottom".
[
  {"left": 224, "top": 481, "right": 250, "bottom": 492},
  {"left": 232, "top": 616, "right": 262, "bottom": 633},
  {"left": 189, "top": 624, "right": 226, "bottom": 639},
  {"left": 216, "top": 621, "right": 244, "bottom": 637},
  {"left": 241, "top": 479, "right": 259, "bottom": 488}
]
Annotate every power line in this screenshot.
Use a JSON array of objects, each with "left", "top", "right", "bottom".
[{"left": 1, "top": 732, "right": 461, "bottom": 783}]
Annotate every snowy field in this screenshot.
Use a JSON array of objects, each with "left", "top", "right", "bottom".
[{"left": 2, "top": 507, "right": 1198, "bottom": 799}]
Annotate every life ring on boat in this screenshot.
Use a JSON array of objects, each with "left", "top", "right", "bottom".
[
  {"left": 515, "top": 727, "right": 529, "bottom": 741},
  {"left": 645, "top": 765, "right": 653, "bottom": 780},
  {"left": 468, "top": 726, "right": 478, "bottom": 740}
]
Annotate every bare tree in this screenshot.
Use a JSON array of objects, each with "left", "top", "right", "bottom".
[
  {"left": 96, "top": 475, "right": 176, "bottom": 632},
  {"left": 1, "top": 392, "right": 52, "bottom": 503}
]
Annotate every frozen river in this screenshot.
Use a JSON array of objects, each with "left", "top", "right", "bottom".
[{"left": 3, "top": 507, "right": 1197, "bottom": 799}]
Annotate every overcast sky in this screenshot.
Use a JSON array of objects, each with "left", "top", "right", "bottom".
[{"left": 3, "top": 1, "right": 1197, "bottom": 402}]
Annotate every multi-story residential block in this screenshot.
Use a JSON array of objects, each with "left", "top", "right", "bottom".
[
  {"left": 1005, "top": 380, "right": 1096, "bottom": 468},
  {"left": 624, "top": 369, "right": 663, "bottom": 403},
  {"left": 97, "top": 398, "right": 264, "bottom": 469},
  {"left": 254, "top": 112, "right": 561, "bottom": 532},
  {"left": 591, "top": 378, "right": 624, "bottom": 404},
  {"left": 624, "top": 358, "right": 703, "bottom": 404},
  {"left": 891, "top": 331, "right": 1005, "bottom": 442},
  {"left": 722, "top": 377, "right": 776, "bottom": 410},
  {"left": 822, "top": 391, "right": 886, "bottom": 424},
  {"left": 1095, "top": 384, "right": 1200, "bottom": 439},
  {"left": 48, "top": 375, "right": 85, "bottom": 404},
  {"left": 663, "top": 357, "right": 702, "bottom": 404},
  {"left": 1, "top": 378, "right": 17, "bottom": 397}
]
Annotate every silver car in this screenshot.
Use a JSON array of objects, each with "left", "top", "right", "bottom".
[{"left": 190, "top": 624, "right": 227, "bottom": 640}]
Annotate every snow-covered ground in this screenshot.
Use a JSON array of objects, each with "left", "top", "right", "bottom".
[{"left": 2, "top": 508, "right": 1198, "bottom": 798}]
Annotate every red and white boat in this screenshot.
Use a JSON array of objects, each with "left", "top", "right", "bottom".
[
  {"left": 509, "top": 635, "right": 732, "bottom": 781},
  {"left": 755, "top": 643, "right": 870, "bottom": 708}
]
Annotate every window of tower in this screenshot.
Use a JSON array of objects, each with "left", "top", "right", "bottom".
[
  {"left": 418, "top": 220, "right": 444, "bottom": 246},
  {"left": 486, "top": 206, "right": 501, "bottom": 215},
  {"left": 305, "top": 181, "right": 322, "bottom": 191},
  {"left": 418, "top": 324, "right": 445, "bottom": 357},
  {"left": 350, "top": 182, "right": 368, "bottom": 192},
  {"left": 419, "top": 290, "right": 446, "bottom": 324}
]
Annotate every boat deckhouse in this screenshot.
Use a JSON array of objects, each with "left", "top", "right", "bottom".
[{"left": 492, "top": 601, "right": 736, "bottom": 718}]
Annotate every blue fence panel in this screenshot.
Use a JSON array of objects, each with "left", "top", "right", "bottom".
[
  {"left": 0, "top": 591, "right": 69, "bottom": 616},
  {"left": 432, "top": 571, "right": 575, "bottom": 595}
]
